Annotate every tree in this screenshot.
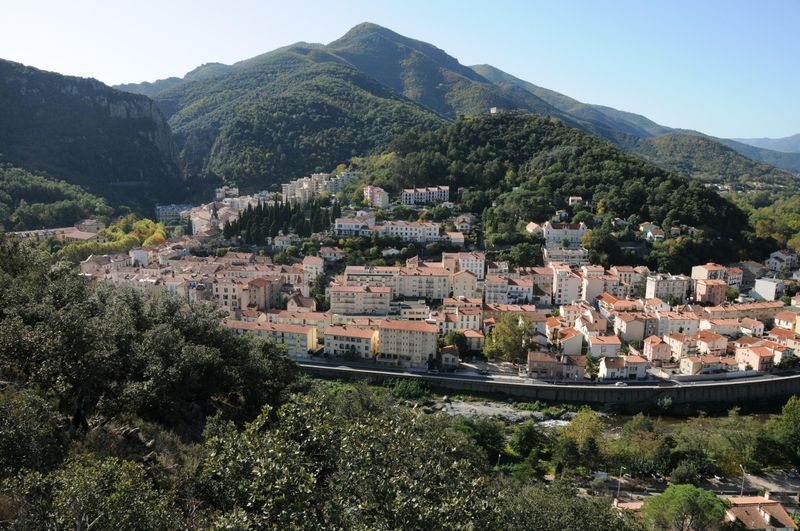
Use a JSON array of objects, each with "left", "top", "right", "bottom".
[
  {"left": 774, "top": 396, "right": 800, "bottom": 465},
  {"left": 562, "top": 407, "right": 604, "bottom": 449},
  {"left": 642, "top": 484, "right": 727, "bottom": 531},
  {"left": 670, "top": 461, "right": 700, "bottom": 486},
  {"left": 511, "top": 420, "right": 547, "bottom": 459},
  {"left": 7, "top": 457, "right": 180, "bottom": 530},
  {"left": 443, "top": 330, "right": 468, "bottom": 357},
  {"left": 483, "top": 313, "right": 534, "bottom": 363},
  {"left": 0, "top": 389, "right": 66, "bottom": 478}
]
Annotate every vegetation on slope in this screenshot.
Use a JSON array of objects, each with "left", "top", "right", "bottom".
[
  {"left": 0, "top": 59, "right": 189, "bottom": 211},
  {"left": 354, "top": 113, "right": 768, "bottom": 269},
  {"left": 0, "top": 163, "right": 114, "bottom": 231},
  {"left": 151, "top": 48, "right": 444, "bottom": 188},
  {"left": 621, "top": 133, "right": 800, "bottom": 192}
]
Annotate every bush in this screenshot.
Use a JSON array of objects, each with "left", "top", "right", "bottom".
[
  {"left": 388, "top": 379, "right": 429, "bottom": 400},
  {"left": 670, "top": 461, "right": 700, "bottom": 486}
]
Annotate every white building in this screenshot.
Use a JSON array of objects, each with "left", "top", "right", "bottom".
[
  {"left": 363, "top": 185, "right": 390, "bottom": 208},
  {"left": 542, "top": 221, "right": 589, "bottom": 250},
  {"left": 401, "top": 185, "right": 449, "bottom": 205}
]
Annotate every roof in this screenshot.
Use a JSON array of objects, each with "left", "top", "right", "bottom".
[
  {"left": 588, "top": 335, "right": 622, "bottom": 346},
  {"left": 302, "top": 256, "right": 324, "bottom": 266},
  {"left": 324, "top": 326, "right": 377, "bottom": 339},
  {"left": 774, "top": 310, "right": 798, "bottom": 322},
  {"left": 725, "top": 497, "right": 797, "bottom": 529},
  {"left": 221, "top": 319, "right": 312, "bottom": 335},
  {"left": 378, "top": 320, "right": 437, "bottom": 333}
]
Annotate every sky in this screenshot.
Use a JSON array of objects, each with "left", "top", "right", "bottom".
[{"left": 1, "top": 0, "right": 798, "bottom": 139}]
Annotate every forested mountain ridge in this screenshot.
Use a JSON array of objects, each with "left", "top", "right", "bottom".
[
  {"left": 732, "top": 132, "right": 800, "bottom": 154},
  {"left": 116, "top": 22, "right": 798, "bottom": 189},
  {"left": 355, "top": 113, "right": 769, "bottom": 270},
  {"left": 0, "top": 59, "right": 190, "bottom": 212}
]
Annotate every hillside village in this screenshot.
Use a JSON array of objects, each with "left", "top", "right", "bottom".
[{"left": 33, "top": 170, "right": 800, "bottom": 386}]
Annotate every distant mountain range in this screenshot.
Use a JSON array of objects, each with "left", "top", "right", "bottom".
[
  {"left": 0, "top": 21, "right": 796, "bottom": 222},
  {"left": 731, "top": 133, "right": 800, "bottom": 154},
  {"left": 115, "top": 22, "right": 799, "bottom": 190}
]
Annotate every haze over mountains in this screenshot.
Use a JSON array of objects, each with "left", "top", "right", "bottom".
[{"left": 732, "top": 133, "right": 800, "bottom": 154}]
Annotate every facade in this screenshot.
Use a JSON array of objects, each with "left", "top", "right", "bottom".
[
  {"left": 323, "top": 326, "right": 379, "bottom": 360},
  {"left": 695, "top": 278, "right": 727, "bottom": 306},
  {"left": 587, "top": 335, "right": 622, "bottom": 358},
  {"left": 542, "top": 221, "right": 589, "bottom": 250},
  {"left": 222, "top": 319, "right": 317, "bottom": 357},
  {"left": 753, "top": 278, "right": 785, "bottom": 301},
  {"left": 329, "top": 285, "right": 392, "bottom": 315},
  {"left": 282, "top": 172, "right": 357, "bottom": 204},
  {"left": 645, "top": 273, "right": 691, "bottom": 303},
  {"left": 377, "top": 320, "right": 438, "bottom": 368},
  {"left": 401, "top": 185, "right": 449, "bottom": 205},
  {"left": 363, "top": 185, "right": 390, "bottom": 208}
]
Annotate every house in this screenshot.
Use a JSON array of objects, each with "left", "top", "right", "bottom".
[
  {"left": 695, "top": 330, "right": 727, "bottom": 356},
  {"left": 302, "top": 255, "right": 325, "bottom": 278},
  {"left": 401, "top": 185, "right": 449, "bottom": 205},
  {"left": 766, "top": 249, "right": 798, "bottom": 272},
  {"left": 587, "top": 335, "right": 622, "bottom": 358},
  {"left": 679, "top": 355, "right": 725, "bottom": 375},
  {"left": 286, "top": 293, "right": 317, "bottom": 313},
  {"left": 542, "top": 221, "right": 589, "bottom": 250},
  {"left": 664, "top": 332, "right": 697, "bottom": 359},
  {"left": 774, "top": 310, "right": 798, "bottom": 330},
  {"left": 555, "top": 327, "right": 584, "bottom": 356},
  {"left": 753, "top": 278, "right": 786, "bottom": 301},
  {"left": 643, "top": 335, "right": 673, "bottom": 363},
  {"left": 598, "top": 355, "right": 649, "bottom": 380},
  {"left": 646, "top": 228, "right": 665, "bottom": 242},
  {"left": 446, "top": 231, "right": 465, "bottom": 247},
  {"left": 526, "top": 351, "right": 563, "bottom": 378},
  {"left": 645, "top": 273, "right": 690, "bottom": 303},
  {"left": 735, "top": 346, "right": 775, "bottom": 372},
  {"left": 455, "top": 213, "right": 478, "bottom": 234},
  {"left": 319, "top": 246, "right": 345, "bottom": 262},
  {"left": 724, "top": 495, "right": 797, "bottom": 530},
  {"left": 694, "top": 279, "right": 727, "bottom": 306},
  {"left": 439, "top": 345, "right": 460, "bottom": 369}
]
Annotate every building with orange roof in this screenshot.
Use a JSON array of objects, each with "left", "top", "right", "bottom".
[
  {"left": 643, "top": 335, "right": 672, "bottom": 363},
  {"left": 587, "top": 335, "right": 622, "bottom": 358},
  {"left": 724, "top": 495, "right": 797, "bottom": 529},
  {"left": 323, "top": 325, "right": 379, "bottom": 360},
  {"left": 377, "top": 319, "right": 438, "bottom": 368}
]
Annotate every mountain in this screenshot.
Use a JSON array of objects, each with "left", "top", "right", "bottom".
[
  {"left": 618, "top": 133, "right": 799, "bottom": 191},
  {"left": 732, "top": 133, "right": 800, "bottom": 154},
  {"left": 115, "top": 22, "right": 797, "bottom": 191},
  {"left": 355, "top": 113, "right": 760, "bottom": 269},
  {"left": 470, "top": 64, "right": 675, "bottom": 138},
  {"left": 470, "top": 63, "right": 800, "bottom": 183},
  {"left": 0, "top": 59, "right": 189, "bottom": 212}
]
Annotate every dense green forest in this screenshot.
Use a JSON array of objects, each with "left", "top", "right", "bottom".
[
  {"left": 0, "top": 164, "right": 114, "bottom": 231},
  {"left": 0, "top": 234, "right": 648, "bottom": 529},
  {"left": 223, "top": 198, "right": 339, "bottom": 243},
  {"left": 353, "top": 113, "right": 773, "bottom": 270},
  {"left": 620, "top": 133, "right": 800, "bottom": 192},
  {"left": 0, "top": 59, "right": 190, "bottom": 211}
]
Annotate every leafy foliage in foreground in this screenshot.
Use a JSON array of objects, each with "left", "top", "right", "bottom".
[{"left": 0, "top": 235, "right": 644, "bottom": 529}]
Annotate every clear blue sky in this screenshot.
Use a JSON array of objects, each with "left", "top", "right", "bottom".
[{"left": 1, "top": 0, "right": 798, "bottom": 138}]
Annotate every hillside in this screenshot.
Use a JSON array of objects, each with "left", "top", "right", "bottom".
[
  {"left": 0, "top": 163, "right": 113, "bottom": 230},
  {"left": 470, "top": 64, "right": 800, "bottom": 181},
  {"left": 143, "top": 45, "right": 444, "bottom": 188},
  {"left": 355, "top": 113, "right": 762, "bottom": 268},
  {"left": 0, "top": 59, "right": 189, "bottom": 211},
  {"left": 620, "top": 133, "right": 800, "bottom": 192},
  {"left": 115, "top": 22, "right": 795, "bottom": 190},
  {"left": 732, "top": 132, "right": 800, "bottom": 154}
]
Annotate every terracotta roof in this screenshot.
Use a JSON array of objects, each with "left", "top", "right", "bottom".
[
  {"left": 378, "top": 320, "right": 437, "bottom": 333},
  {"left": 324, "top": 326, "right": 377, "bottom": 339}
]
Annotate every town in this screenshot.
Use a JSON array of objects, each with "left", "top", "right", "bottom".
[{"left": 26, "top": 170, "right": 800, "bottom": 389}]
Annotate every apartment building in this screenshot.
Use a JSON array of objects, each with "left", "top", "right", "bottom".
[
  {"left": 442, "top": 251, "right": 486, "bottom": 280},
  {"left": 329, "top": 285, "right": 392, "bottom": 315},
  {"left": 542, "top": 221, "right": 589, "bottom": 250},
  {"left": 587, "top": 335, "right": 622, "bottom": 358},
  {"left": 221, "top": 319, "right": 317, "bottom": 357},
  {"left": 363, "top": 185, "right": 390, "bottom": 208},
  {"left": 645, "top": 273, "right": 691, "bottom": 303},
  {"left": 401, "top": 185, "right": 449, "bottom": 205},
  {"left": 377, "top": 320, "right": 438, "bottom": 368},
  {"left": 374, "top": 221, "right": 440, "bottom": 243},
  {"left": 552, "top": 265, "right": 581, "bottom": 306},
  {"left": 282, "top": 172, "right": 357, "bottom": 204},
  {"left": 323, "top": 326, "right": 379, "bottom": 360},
  {"left": 694, "top": 278, "right": 727, "bottom": 306}
]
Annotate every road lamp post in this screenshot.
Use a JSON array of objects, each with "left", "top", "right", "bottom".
[
  {"left": 739, "top": 464, "right": 746, "bottom": 496},
  {"left": 617, "top": 466, "right": 626, "bottom": 499}
]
